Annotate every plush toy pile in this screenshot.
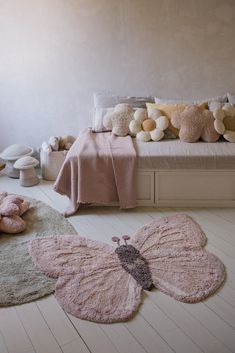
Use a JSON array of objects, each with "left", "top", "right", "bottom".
[
  {"left": 41, "top": 135, "right": 75, "bottom": 153},
  {"left": 0, "top": 192, "right": 29, "bottom": 234}
]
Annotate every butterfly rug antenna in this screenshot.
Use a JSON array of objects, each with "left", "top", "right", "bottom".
[
  {"left": 111, "top": 236, "right": 121, "bottom": 246},
  {"left": 112, "top": 235, "right": 131, "bottom": 246}
]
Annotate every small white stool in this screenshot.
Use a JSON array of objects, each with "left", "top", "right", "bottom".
[
  {"left": 14, "top": 156, "right": 39, "bottom": 187},
  {"left": 0, "top": 144, "right": 33, "bottom": 178}
]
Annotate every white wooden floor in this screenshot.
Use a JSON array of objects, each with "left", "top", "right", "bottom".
[{"left": 0, "top": 174, "right": 235, "bottom": 353}]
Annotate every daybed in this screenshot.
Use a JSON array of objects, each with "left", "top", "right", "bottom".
[
  {"left": 100, "top": 93, "right": 235, "bottom": 208},
  {"left": 52, "top": 92, "right": 235, "bottom": 211}
]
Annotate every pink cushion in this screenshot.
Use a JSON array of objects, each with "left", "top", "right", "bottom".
[{"left": 0, "top": 192, "right": 29, "bottom": 234}]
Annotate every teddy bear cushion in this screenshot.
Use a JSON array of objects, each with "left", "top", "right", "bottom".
[
  {"left": 171, "top": 105, "right": 220, "bottom": 143},
  {"left": 103, "top": 103, "right": 134, "bottom": 137}
]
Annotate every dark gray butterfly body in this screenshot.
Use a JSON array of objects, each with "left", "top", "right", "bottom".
[{"left": 115, "top": 244, "right": 153, "bottom": 290}]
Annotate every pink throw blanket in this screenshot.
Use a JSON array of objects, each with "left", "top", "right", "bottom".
[{"left": 54, "top": 129, "right": 137, "bottom": 216}]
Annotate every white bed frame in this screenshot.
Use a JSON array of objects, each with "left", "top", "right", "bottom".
[{"left": 136, "top": 169, "right": 235, "bottom": 207}]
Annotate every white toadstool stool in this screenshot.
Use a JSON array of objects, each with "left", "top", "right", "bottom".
[
  {"left": 0, "top": 144, "right": 33, "bottom": 178},
  {"left": 14, "top": 156, "right": 39, "bottom": 187}
]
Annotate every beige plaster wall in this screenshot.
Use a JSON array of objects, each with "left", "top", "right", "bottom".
[{"left": 0, "top": 0, "right": 235, "bottom": 149}]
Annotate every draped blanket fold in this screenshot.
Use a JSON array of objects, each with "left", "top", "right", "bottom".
[{"left": 54, "top": 129, "right": 137, "bottom": 216}]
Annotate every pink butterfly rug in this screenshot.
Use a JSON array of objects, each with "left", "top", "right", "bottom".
[{"left": 29, "top": 214, "right": 225, "bottom": 323}]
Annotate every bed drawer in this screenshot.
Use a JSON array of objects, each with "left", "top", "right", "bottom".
[
  {"left": 155, "top": 170, "right": 235, "bottom": 207},
  {"left": 136, "top": 170, "right": 154, "bottom": 205}
]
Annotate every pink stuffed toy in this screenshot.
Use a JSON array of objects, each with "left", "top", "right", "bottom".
[{"left": 0, "top": 192, "right": 29, "bottom": 234}]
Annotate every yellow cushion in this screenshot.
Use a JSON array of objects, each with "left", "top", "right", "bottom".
[{"left": 146, "top": 102, "right": 207, "bottom": 137}]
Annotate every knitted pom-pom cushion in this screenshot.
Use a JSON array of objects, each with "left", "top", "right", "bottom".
[{"left": 129, "top": 108, "right": 169, "bottom": 142}]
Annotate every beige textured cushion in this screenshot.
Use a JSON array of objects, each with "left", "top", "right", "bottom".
[
  {"left": 171, "top": 105, "right": 220, "bottom": 143},
  {"left": 103, "top": 104, "right": 134, "bottom": 136}
]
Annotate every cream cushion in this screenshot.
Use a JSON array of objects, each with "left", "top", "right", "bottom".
[
  {"left": 129, "top": 107, "right": 169, "bottom": 142},
  {"left": 103, "top": 103, "right": 134, "bottom": 136},
  {"left": 213, "top": 104, "right": 235, "bottom": 142}
]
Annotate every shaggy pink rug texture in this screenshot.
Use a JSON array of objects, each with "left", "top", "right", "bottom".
[{"left": 29, "top": 214, "right": 225, "bottom": 323}]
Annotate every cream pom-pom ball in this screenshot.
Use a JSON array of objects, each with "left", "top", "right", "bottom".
[
  {"left": 134, "top": 108, "right": 148, "bottom": 123},
  {"left": 136, "top": 131, "right": 151, "bottom": 142},
  {"left": 129, "top": 120, "right": 142, "bottom": 135},
  {"left": 214, "top": 120, "right": 225, "bottom": 135},
  {"left": 148, "top": 107, "right": 162, "bottom": 120},
  {"left": 223, "top": 103, "right": 235, "bottom": 117},
  {"left": 150, "top": 129, "right": 164, "bottom": 141},
  {"left": 213, "top": 108, "right": 225, "bottom": 121},
  {"left": 224, "top": 131, "right": 235, "bottom": 142},
  {"left": 156, "top": 116, "right": 169, "bottom": 131},
  {"left": 213, "top": 104, "right": 235, "bottom": 142}
]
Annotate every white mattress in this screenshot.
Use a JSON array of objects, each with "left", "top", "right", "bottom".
[{"left": 134, "top": 139, "right": 235, "bottom": 169}]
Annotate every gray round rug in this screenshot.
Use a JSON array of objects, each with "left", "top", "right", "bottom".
[{"left": 0, "top": 196, "right": 77, "bottom": 306}]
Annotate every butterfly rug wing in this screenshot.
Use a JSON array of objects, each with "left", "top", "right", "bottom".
[
  {"left": 29, "top": 236, "right": 142, "bottom": 323},
  {"left": 131, "top": 214, "right": 226, "bottom": 303}
]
